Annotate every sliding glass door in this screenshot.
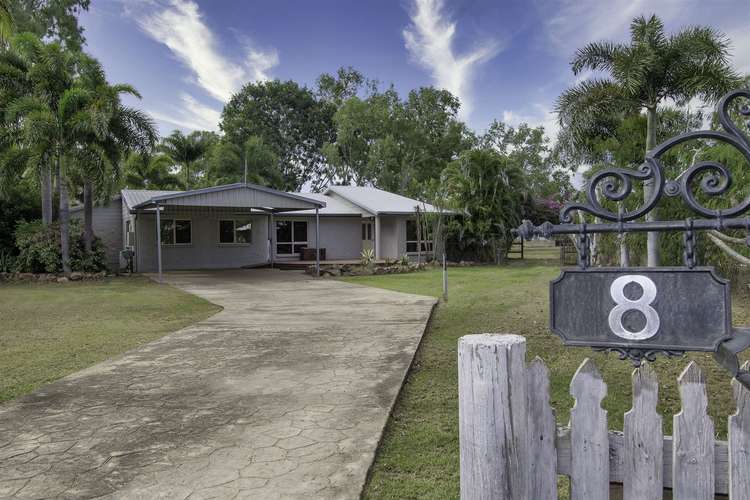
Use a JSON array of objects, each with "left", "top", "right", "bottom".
[{"left": 276, "top": 220, "right": 308, "bottom": 256}]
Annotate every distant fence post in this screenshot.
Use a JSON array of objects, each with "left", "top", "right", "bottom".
[
  {"left": 458, "top": 334, "right": 529, "bottom": 500},
  {"left": 442, "top": 253, "right": 448, "bottom": 301}
]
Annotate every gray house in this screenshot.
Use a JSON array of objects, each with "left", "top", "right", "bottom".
[{"left": 74, "top": 183, "right": 442, "bottom": 276}]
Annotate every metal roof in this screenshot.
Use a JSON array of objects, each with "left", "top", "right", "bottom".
[
  {"left": 325, "top": 186, "right": 444, "bottom": 215},
  {"left": 126, "top": 183, "right": 325, "bottom": 212},
  {"left": 275, "top": 192, "right": 365, "bottom": 216},
  {"left": 122, "top": 189, "right": 181, "bottom": 210},
  {"left": 70, "top": 194, "right": 122, "bottom": 213}
]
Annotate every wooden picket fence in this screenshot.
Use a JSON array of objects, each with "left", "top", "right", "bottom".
[{"left": 458, "top": 334, "right": 750, "bottom": 499}]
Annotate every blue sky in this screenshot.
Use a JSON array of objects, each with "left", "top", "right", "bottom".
[{"left": 80, "top": 0, "right": 750, "bottom": 140}]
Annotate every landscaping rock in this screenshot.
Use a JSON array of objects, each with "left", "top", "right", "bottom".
[
  {"left": 56, "top": 277, "right": 69, "bottom": 283},
  {"left": 69, "top": 272, "right": 83, "bottom": 281}
]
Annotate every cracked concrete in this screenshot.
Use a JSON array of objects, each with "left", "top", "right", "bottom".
[{"left": 0, "top": 269, "right": 436, "bottom": 499}]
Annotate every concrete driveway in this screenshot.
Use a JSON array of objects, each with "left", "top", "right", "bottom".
[{"left": 0, "top": 269, "right": 436, "bottom": 499}]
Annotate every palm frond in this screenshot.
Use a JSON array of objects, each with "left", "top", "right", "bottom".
[
  {"left": 630, "top": 14, "right": 666, "bottom": 49},
  {"left": 110, "top": 83, "right": 142, "bottom": 99},
  {"left": 571, "top": 41, "right": 620, "bottom": 74},
  {"left": 0, "top": 0, "right": 14, "bottom": 43}
]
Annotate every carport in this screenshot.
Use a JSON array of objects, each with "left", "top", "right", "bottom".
[{"left": 130, "top": 183, "right": 326, "bottom": 282}]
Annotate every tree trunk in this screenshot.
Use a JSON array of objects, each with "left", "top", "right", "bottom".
[
  {"left": 41, "top": 163, "right": 53, "bottom": 225},
  {"left": 83, "top": 179, "right": 93, "bottom": 253},
  {"left": 619, "top": 234, "right": 630, "bottom": 267},
  {"left": 645, "top": 106, "right": 659, "bottom": 267},
  {"left": 57, "top": 157, "right": 71, "bottom": 273}
]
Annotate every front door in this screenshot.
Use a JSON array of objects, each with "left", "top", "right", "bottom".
[{"left": 362, "top": 221, "right": 373, "bottom": 252}]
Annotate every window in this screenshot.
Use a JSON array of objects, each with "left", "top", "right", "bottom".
[
  {"left": 276, "top": 220, "right": 308, "bottom": 255},
  {"left": 160, "top": 219, "right": 191, "bottom": 245},
  {"left": 406, "top": 220, "right": 432, "bottom": 253},
  {"left": 219, "top": 219, "right": 252, "bottom": 244},
  {"left": 362, "top": 222, "right": 373, "bottom": 241},
  {"left": 125, "top": 220, "right": 134, "bottom": 247}
]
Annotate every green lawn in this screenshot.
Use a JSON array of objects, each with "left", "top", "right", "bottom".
[
  {"left": 0, "top": 277, "right": 220, "bottom": 403},
  {"left": 346, "top": 258, "right": 750, "bottom": 500}
]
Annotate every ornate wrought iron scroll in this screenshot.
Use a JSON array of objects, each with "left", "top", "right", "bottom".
[{"left": 514, "top": 88, "right": 750, "bottom": 388}]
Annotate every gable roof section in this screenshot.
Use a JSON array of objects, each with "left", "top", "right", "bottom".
[
  {"left": 122, "top": 189, "right": 181, "bottom": 210},
  {"left": 275, "top": 192, "right": 366, "bottom": 216},
  {"left": 127, "top": 183, "right": 325, "bottom": 212},
  {"left": 326, "top": 186, "right": 442, "bottom": 215}
]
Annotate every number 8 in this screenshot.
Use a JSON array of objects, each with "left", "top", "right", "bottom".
[{"left": 608, "top": 275, "right": 660, "bottom": 340}]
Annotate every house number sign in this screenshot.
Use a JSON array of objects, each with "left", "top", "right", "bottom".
[
  {"left": 514, "top": 88, "right": 750, "bottom": 388},
  {"left": 550, "top": 268, "right": 730, "bottom": 355}
]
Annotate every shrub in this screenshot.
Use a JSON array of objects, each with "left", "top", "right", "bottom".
[
  {"left": 14, "top": 219, "right": 108, "bottom": 273},
  {"left": 0, "top": 251, "right": 16, "bottom": 273},
  {"left": 15, "top": 220, "right": 61, "bottom": 273},
  {"left": 360, "top": 248, "right": 375, "bottom": 267}
]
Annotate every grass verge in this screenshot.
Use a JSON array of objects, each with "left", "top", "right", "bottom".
[
  {"left": 346, "top": 261, "right": 750, "bottom": 499},
  {"left": 0, "top": 276, "right": 220, "bottom": 403}
]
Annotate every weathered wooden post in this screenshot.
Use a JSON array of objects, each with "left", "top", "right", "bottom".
[
  {"left": 442, "top": 253, "right": 448, "bottom": 301},
  {"left": 458, "top": 334, "right": 528, "bottom": 500}
]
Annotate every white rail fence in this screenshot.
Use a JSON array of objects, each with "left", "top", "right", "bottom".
[{"left": 458, "top": 334, "right": 750, "bottom": 499}]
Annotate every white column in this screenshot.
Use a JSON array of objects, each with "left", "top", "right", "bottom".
[
  {"left": 155, "top": 203, "right": 162, "bottom": 283},
  {"left": 315, "top": 208, "right": 320, "bottom": 277},
  {"left": 268, "top": 213, "right": 274, "bottom": 267},
  {"left": 374, "top": 216, "right": 381, "bottom": 260}
]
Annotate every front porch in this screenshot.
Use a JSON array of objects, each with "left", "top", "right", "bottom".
[
  {"left": 128, "top": 183, "right": 326, "bottom": 281},
  {"left": 271, "top": 259, "right": 389, "bottom": 270}
]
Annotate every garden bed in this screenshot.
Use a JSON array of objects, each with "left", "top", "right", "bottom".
[{"left": 0, "top": 271, "right": 109, "bottom": 283}]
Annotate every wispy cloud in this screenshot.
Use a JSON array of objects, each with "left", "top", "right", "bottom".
[
  {"left": 136, "top": 0, "right": 277, "bottom": 102},
  {"left": 148, "top": 93, "right": 222, "bottom": 132},
  {"left": 403, "top": 0, "right": 502, "bottom": 120},
  {"left": 540, "top": 0, "right": 693, "bottom": 58},
  {"left": 131, "top": 0, "right": 277, "bottom": 131},
  {"left": 728, "top": 27, "right": 750, "bottom": 76}
]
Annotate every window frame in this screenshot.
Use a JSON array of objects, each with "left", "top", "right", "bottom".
[
  {"left": 160, "top": 218, "right": 192, "bottom": 246},
  {"left": 125, "top": 220, "right": 134, "bottom": 248},
  {"left": 218, "top": 219, "right": 253, "bottom": 245},
  {"left": 275, "top": 219, "right": 309, "bottom": 256},
  {"left": 406, "top": 219, "right": 433, "bottom": 254}
]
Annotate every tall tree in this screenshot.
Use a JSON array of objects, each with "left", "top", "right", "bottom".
[
  {"left": 480, "top": 121, "right": 570, "bottom": 201},
  {"left": 0, "top": 0, "right": 14, "bottom": 43},
  {"left": 160, "top": 130, "right": 211, "bottom": 189},
  {"left": 201, "top": 136, "right": 283, "bottom": 188},
  {"left": 556, "top": 14, "right": 741, "bottom": 266},
  {"left": 443, "top": 148, "right": 527, "bottom": 261},
  {"left": 324, "top": 86, "right": 472, "bottom": 196},
  {"left": 8, "top": 0, "right": 89, "bottom": 50},
  {"left": 316, "top": 66, "right": 375, "bottom": 105},
  {"left": 0, "top": 34, "right": 57, "bottom": 224},
  {"left": 220, "top": 79, "right": 334, "bottom": 191},
  {"left": 67, "top": 56, "right": 157, "bottom": 251},
  {"left": 4, "top": 34, "right": 78, "bottom": 270},
  {"left": 123, "top": 152, "right": 181, "bottom": 190}
]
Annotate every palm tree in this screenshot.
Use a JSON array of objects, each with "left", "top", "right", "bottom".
[
  {"left": 68, "top": 55, "right": 157, "bottom": 252},
  {"left": 0, "top": 0, "right": 14, "bottom": 44},
  {"left": 0, "top": 34, "right": 56, "bottom": 224},
  {"left": 556, "top": 15, "right": 741, "bottom": 266},
  {"left": 5, "top": 36, "right": 79, "bottom": 271},
  {"left": 160, "top": 130, "right": 210, "bottom": 189},
  {"left": 123, "top": 152, "right": 182, "bottom": 190}
]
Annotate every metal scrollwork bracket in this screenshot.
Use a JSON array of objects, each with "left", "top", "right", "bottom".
[
  {"left": 715, "top": 328, "right": 750, "bottom": 389},
  {"left": 512, "top": 88, "right": 750, "bottom": 389}
]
